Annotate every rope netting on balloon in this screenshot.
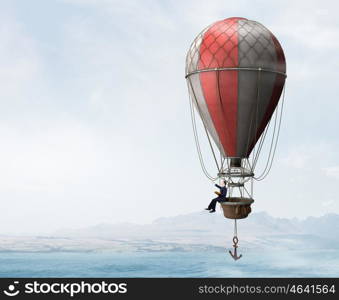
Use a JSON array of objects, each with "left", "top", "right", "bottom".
[{"left": 186, "top": 19, "right": 278, "bottom": 76}]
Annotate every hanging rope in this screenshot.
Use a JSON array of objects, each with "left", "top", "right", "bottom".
[
  {"left": 234, "top": 219, "right": 238, "bottom": 236},
  {"left": 251, "top": 100, "right": 279, "bottom": 173},
  {"left": 189, "top": 96, "right": 218, "bottom": 181},
  {"left": 187, "top": 80, "right": 219, "bottom": 181},
  {"left": 251, "top": 68, "right": 262, "bottom": 168},
  {"left": 251, "top": 114, "right": 273, "bottom": 171},
  {"left": 187, "top": 79, "right": 221, "bottom": 172},
  {"left": 229, "top": 219, "right": 242, "bottom": 260},
  {"left": 254, "top": 83, "right": 286, "bottom": 181},
  {"left": 243, "top": 185, "right": 252, "bottom": 198}
]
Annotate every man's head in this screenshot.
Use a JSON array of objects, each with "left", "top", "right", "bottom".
[{"left": 223, "top": 180, "right": 227, "bottom": 186}]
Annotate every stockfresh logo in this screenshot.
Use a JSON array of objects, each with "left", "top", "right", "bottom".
[
  {"left": 3, "top": 280, "right": 127, "bottom": 297},
  {"left": 3, "top": 281, "right": 20, "bottom": 297}
]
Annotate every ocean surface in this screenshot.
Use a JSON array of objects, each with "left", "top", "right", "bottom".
[{"left": 0, "top": 249, "right": 339, "bottom": 277}]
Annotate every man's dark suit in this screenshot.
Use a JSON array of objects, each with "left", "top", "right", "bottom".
[{"left": 207, "top": 184, "right": 228, "bottom": 211}]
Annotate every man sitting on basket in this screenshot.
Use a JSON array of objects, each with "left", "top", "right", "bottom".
[{"left": 205, "top": 180, "right": 228, "bottom": 213}]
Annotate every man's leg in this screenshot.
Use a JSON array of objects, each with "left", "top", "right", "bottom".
[
  {"left": 208, "top": 197, "right": 219, "bottom": 211},
  {"left": 217, "top": 197, "right": 226, "bottom": 203}
]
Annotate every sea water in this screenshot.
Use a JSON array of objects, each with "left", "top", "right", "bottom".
[{"left": 0, "top": 249, "right": 338, "bottom": 277}]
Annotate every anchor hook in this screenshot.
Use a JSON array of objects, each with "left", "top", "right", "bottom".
[{"left": 229, "top": 236, "right": 242, "bottom": 260}]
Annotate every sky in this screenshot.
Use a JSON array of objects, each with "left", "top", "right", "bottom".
[{"left": 0, "top": 0, "right": 338, "bottom": 234}]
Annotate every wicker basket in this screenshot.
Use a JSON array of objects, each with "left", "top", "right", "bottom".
[{"left": 220, "top": 197, "right": 254, "bottom": 219}]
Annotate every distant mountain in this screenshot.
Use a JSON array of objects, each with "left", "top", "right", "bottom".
[
  {"left": 52, "top": 211, "right": 339, "bottom": 250},
  {"left": 1, "top": 212, "right": 338, "bottom": 253}
]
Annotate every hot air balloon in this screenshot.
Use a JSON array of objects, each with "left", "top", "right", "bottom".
[{"left": 185, "top": 17, "right": 287, "bottom": 259}]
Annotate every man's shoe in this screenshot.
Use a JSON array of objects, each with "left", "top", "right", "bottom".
[
  {"left": 209, "top": 210, "right": 216, "bottom": 213},
  {"left": 205, "top": 208, "right": 210, "bottom": 210}
]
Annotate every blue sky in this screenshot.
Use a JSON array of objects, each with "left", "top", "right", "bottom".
[{"left": 0, "top": 0, "right": 338, "bottom": 234}]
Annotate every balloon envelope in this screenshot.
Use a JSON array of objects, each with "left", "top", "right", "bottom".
[{"left": 186, "top": 17, "right": 286, "bottom": 158}]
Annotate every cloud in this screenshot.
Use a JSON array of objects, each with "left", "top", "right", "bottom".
[
  {"left": 272, "top": 1, "right": 339, "bottom": 50},
  {"left": 278, "top": 143, "right": 333, "bottom": 170},
  {"left": 281, "top": 152, "right": 312, "bottom": 169},
  {"left": 0, "top": 15, "right": 43, "bottom": 106},
  {"left": 321, "top": 199, "right": 335, "bottom": 207},
  {"left": 323, "top": 166, "right": 339, "bottom": 180}
]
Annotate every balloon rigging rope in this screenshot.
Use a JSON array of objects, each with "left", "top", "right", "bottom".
[
  {"left": 250, "top": 71, "right": 275, "bottom": 171},
  {"left": 254, "top": 83, "right": 286, "bottom": 181},
  {"left": 187, "top": 79, "right": 221, "bottom": 172},
  {"left": 243, "top": 69, "right": 262, "bottom": 167},
  {"left": 190, "top": 97, "right": 218, "bottom": 181},
  {"left": 251, "top": 114, "right": 272, "bottom": 170},
  {"left": 188, "top": 81, "right": 219, "bottom": 181},
  {"left": 202, "top": 117, "right": 221, "bottom": 172},
  {"left": 250, "top": 99, "right": 278, "bottom": 173},
  {"left": 186, "top": 75, "right": 286, "bottom": 183},
  {"left": 243, "top": 185, "right": 252, "bottom": 198},
  {"left": 255, "top": 85, "right": 285, "bottom": 180},
  {"left": 251, "top": 69, "right": 262, "bottom": 168}
]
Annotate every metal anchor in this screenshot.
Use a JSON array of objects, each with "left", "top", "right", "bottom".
[{"left": 229, "top": 236, "right": 242, "bottom": 261}]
